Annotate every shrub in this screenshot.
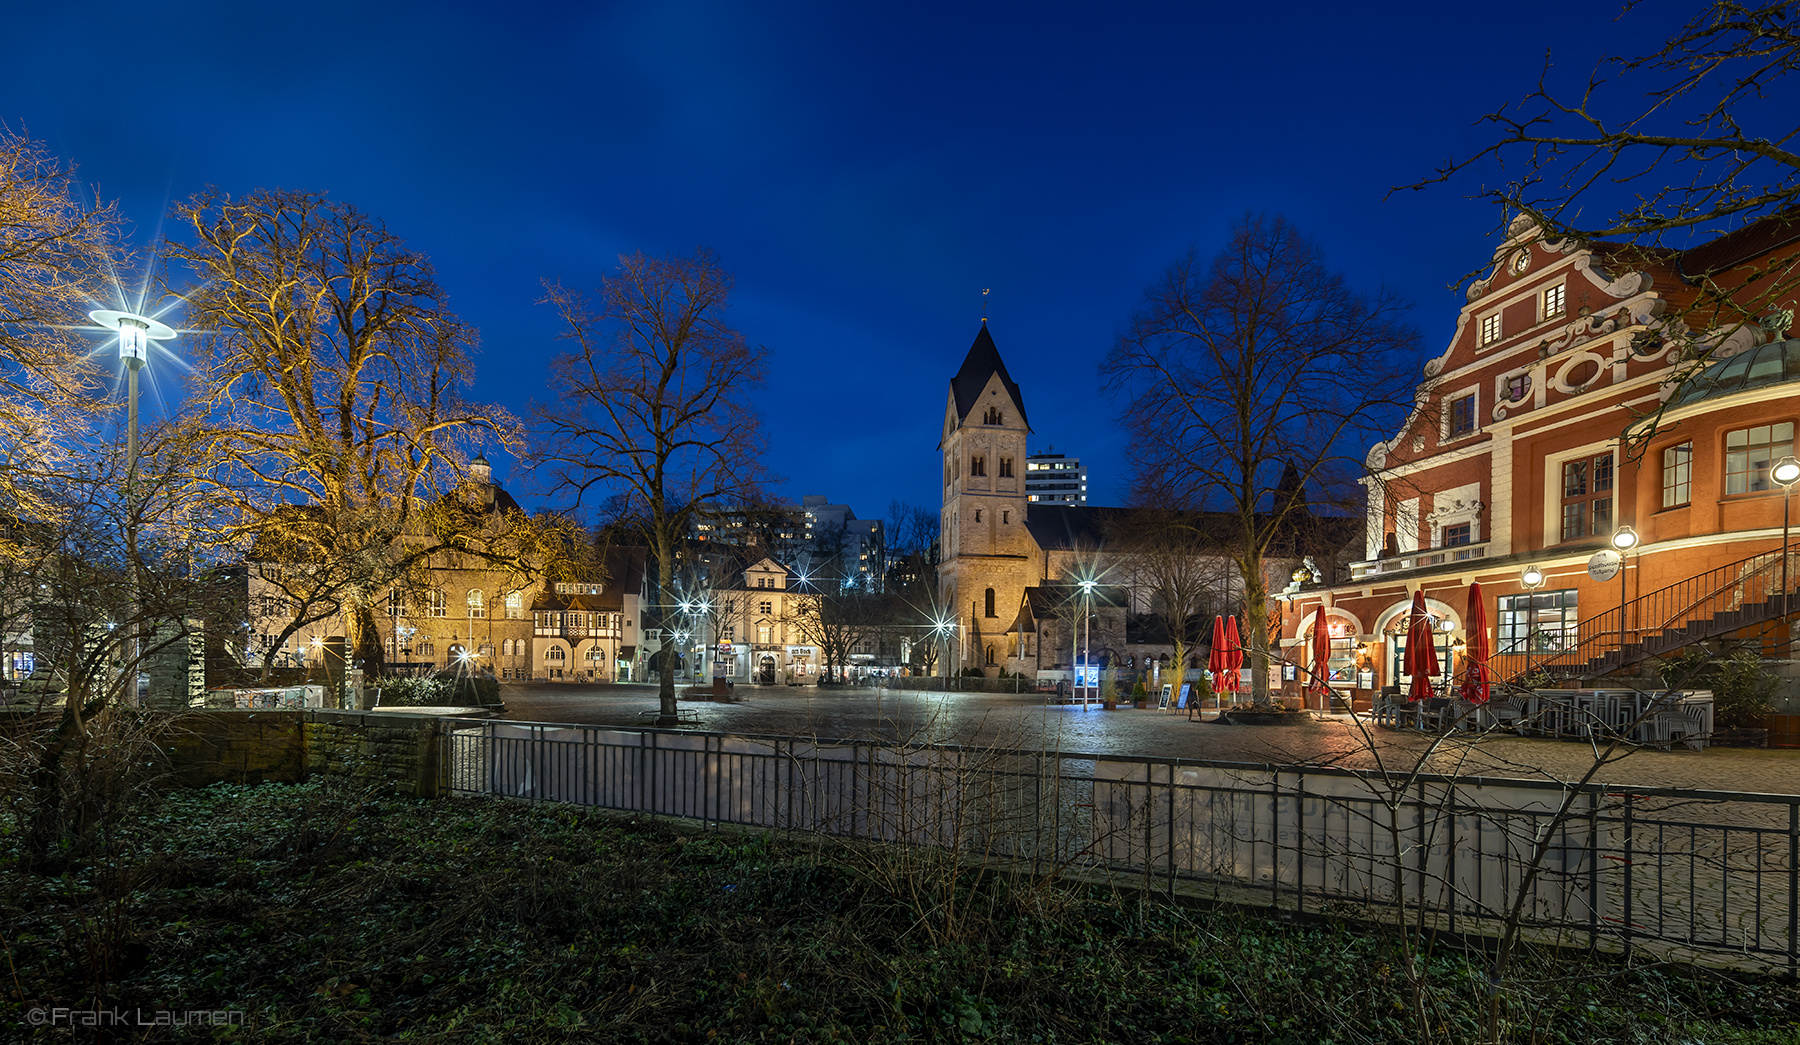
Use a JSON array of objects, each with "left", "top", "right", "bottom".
[{"left": 1659, "top": 646, "right": 1778, "bottom": 729}]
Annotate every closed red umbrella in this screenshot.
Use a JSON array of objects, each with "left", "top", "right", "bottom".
[
  {"left": 1405, "top": 590, "right": 1438, "bottom": 702},
  {"left": 1459, "top": 581, "right": 1491, "bottom": 704},
  {"left": 1206, "top": 615, "right": 1228, "bottom": 695},
  {"left": 1224, "top": 615, "right": 1244, "bottom": 695},
  {"left": 1309, "top": 608, "right": 1332, "bottom": 707}
]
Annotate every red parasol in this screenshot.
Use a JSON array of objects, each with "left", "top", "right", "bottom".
[
  {"left": 1459, "top": 581, "right": 1491, "bottom": 704},
  {"left": 1405, "top": 590, "right": 1438, "bottom": 702},
  {"left": 1206, "top": 615, "right": 1228, "bottom": 695},
  {"left": 1308, "top": 608, "right": 1332, "bottom": 707},
  {"left": 1224, "top": 615, "right": 1244, "bottom": 695}
]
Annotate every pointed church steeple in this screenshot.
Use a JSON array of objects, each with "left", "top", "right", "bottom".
[{"left": 949, "top": 326, "right": 1030, "bottom": 429}]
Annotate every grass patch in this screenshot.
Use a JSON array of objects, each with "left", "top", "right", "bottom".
[{"left": 1, "top": 780, "right": 1796, "bottom": 1042}]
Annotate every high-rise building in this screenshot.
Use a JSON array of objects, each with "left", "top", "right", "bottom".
[{"left": 1025, "top": 451, "right": 1087, "bottom": 504}]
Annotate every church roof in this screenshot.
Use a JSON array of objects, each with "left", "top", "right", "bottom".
[{"left": 950, "top": 325, "right": 1029, "bottom": 428}]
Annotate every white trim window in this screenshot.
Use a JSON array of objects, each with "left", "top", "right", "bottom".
[
  {"left": 1725, "top": 422, "right": 1795, "bottom": 494},
  {"left": 1479, "top": 311, "right": 1503, "bottom": 346},
  {"left": 1662, "top": 442, "right": 1693, "bottom": 508},
  {"left": 1541, "top": 282, "right": 1566, "bottom": 321}
]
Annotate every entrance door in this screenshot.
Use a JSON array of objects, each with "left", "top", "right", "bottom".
[{"left": 758, "top": 655, "right": 776, "bottom": 685}]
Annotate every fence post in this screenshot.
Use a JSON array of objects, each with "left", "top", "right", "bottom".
[
  {"left": 1622, "top": 794, "right": 1635, "bottom": 962},
  {"left": 1294, "top": 770, "right": 1305, "bottom": 915},
  {"left": 1789, "top": 801, "right": 1798, "bottom": 980},
  {"left": 1588, "top": 789, "right": 1601, "bottom": 953},
  {"left": 1167, "top": 760, "right": 1177, "bottom": 899}
]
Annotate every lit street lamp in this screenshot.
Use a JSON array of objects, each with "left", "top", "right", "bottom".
[
  {"left": 1611, "top": 525, "right": 1640, "bottom": 662},
  {"left": 1520, "top": 565, "right": 1545, "bottom": 590},
  {"left": 88, "top": 309, "right": 178, "bottom": 706},
  {"left": 1773, "top": 456, "right": 1800, "bottom": 615}
]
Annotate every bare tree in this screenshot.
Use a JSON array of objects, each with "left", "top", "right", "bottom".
[
  {"left": 1106, "top": 509, "right": 1232, "bottom": 701},
  {"left": 1100, "top": 215, "right": 1418, "bottom": 702},
  {"left": 535, "top": 250, "right": 770, "bottom": 720},
  {"left": 1406, "top": 2, "right": 1800, "bottom": 362},
  {"left": 0, "top": 131, "right": 120, "bottom": 526},
  {"left": 165, "top": 189, "right": 531, "bottom": 678}
]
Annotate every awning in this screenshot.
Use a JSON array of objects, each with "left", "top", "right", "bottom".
[{"left": 616, "top": 646, "right": 636, "bottom": 657}]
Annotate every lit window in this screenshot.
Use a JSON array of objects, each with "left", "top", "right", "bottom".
[
  {"left": 1479, "top": 313, "right": 1502, "bottom": 346},
  {"left": 758, "top": 625, "right": 772, "bottom": 644},
  {"left": 467, "top": 589, "right": 485, "bottom": 618},
  {"left": 429, "top": 589, "right": 446, "bottom": 617},
  {"left": 1448, "top": 394, "right": 1476, "bottom": 437},
  {"left": 1543, "top": 284, "right": 1566, "bottom": 319},
  {"left": 1498, "top": 590, "right": 1578, "bottom": 655},
  {"left": 1662, "top": 442, "right": 1692, "bottom": 508},
  {"left": 1559, "top": 453, "right": 1614, "bottom": 541},
  {"left": 505, "top": 591, "right": 523, "bottom": 619},
  {"left": 1725, "top": 423, "right": 1795, "bottom": 494}
]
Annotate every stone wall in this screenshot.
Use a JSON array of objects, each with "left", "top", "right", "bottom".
[{"left": 154, "top": 710, "right": 449, "bottom": 795}]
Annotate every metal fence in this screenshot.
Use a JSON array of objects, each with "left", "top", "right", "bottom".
[{"left": 443, "top": 719, "right": 1799, "bottom": 974}]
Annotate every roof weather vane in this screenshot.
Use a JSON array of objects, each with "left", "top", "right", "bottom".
[{"left": 981, "top": 288, "right": 991, "bottom": 324}]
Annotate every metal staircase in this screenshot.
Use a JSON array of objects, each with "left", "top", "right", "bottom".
[{"left": 1488, "top": 542, "right": 1796, "bottom": 685}]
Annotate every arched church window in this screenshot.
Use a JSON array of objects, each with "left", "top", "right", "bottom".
[
  {"left": 985, "top": 588, "right": 996, "bottom": 617},
  {"left": 985, "top": 645, "right": 996, "bottom": 666},
  {"left": 975, "top": 509, "right": 982, "bottom": 522},
  {"left": 970, "top": 455, "right": 986, "bottom": 476},
  {"left": 984, "top": 407, "right": 1002, "bottom": 424},
  {"left": 999, "top": 457, "right": 1013, "bottom": 477}
]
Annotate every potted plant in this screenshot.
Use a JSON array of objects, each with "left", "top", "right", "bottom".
[{"left": 1131, "top": 679, "right": 1148, "bottom": 708}]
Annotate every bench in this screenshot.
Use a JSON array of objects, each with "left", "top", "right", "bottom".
[{"left": 638, "top": 709, "right": 703, "bottom": 726}]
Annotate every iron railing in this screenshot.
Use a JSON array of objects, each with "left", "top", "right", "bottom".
[
  {"left": 443, "top": 719, "right": 1800, "bottom": 974},
  {"left": 1489, "top": 540, "right": 1795, "bottom": 685}
]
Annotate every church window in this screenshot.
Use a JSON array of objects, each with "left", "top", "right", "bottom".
[
  {"left": 1002, "top": 510, "right": 1010, "bottom": 524},
  {"left": 974, "top": 509, "right": 982, "bottom": 522},
  {"left": 984, "top": 407, "right": 1002, "bottom": 424},
  {"left": 999, "top": 457, "right": 1013, "bottom": 477},
  {"left": 971, "top": 454, "right": 986, "bottom": 476},
  {"left": 985, "top": 645, "right": 996, "bottom": 666},
  {"left": 985, "top": 588, "right": 996, "bottom": 617}
]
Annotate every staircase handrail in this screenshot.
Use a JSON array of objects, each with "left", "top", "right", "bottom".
[{"left": 1488, "top": 538, "right": 1790, "bottom": 685}]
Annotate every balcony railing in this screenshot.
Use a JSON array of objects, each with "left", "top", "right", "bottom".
[{"left": 1349, "top": 540, "right": 1489, "bottom": 579}]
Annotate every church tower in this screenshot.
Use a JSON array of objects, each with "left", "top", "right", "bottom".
[{"left": 938, "top": 325, "right": 1033, "bottom": 675}]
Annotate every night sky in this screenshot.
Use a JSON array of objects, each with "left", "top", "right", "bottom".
[{"left": 5, "top": 1, "right": 1681, "bottom": 520}]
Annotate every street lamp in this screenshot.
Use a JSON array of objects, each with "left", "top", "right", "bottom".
[
  {"left": 1077, "top": 577, "right": 1097, "bottom": 707},
  {"left": 1610, "top": 525, "right": 1640, "bottom": 663},
  {"left": 88, "top": 309, "right": 178, "bottom": 706},
  {"left": 1773, "top": 456, "right": 1800, "bottom": 614},
  {"left": 1520, "top": 565, "right": 1545, "bottom": 590}
]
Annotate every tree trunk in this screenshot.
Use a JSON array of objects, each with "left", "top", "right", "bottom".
[
  {"left": 1241, "top": 558, "right": 1271, "bottom": 703},
  {"left": 655, "top": 532, "right": 677, "bottom": 720}
]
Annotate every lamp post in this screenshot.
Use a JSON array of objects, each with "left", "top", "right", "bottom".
[
  {"left": 1772, "top": 456, "right": 1800, "bottom": 616},
  {"left": 87, "top": 309, "right": 178, "bottom": 706},
  {"left": 1610, "top": 525, "right": 1640, "bottom": 663},
  {"left": 1078, "top": 578, "right": 1096, "bottom": 707}
]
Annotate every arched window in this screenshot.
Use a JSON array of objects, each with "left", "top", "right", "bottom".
[
  {"left": 500, "top": 639, "right": 512, "bottom": 656},
  {"left": 985, "top": 645, "right": 996, "bottom": 666},
  {"left": 984, "top": 588, "right": 996, "bottom": 617},
  {"left": 387, "top": 587, "right": 403, "bottom": 617},
  {"left": 984, "top": 406, "right": 1002, "bottom": 425},
  {"left": 467, "top": 589, "right": 485, "bottom": 618},
  {"left": 504, "top": 591, "right": 524, "bottom": 619},
  {"left": 428, "top": 589, "right": 447, "bottom": 617},
  {"left": 586, "top": 646, "right": 606, "bottom": 662},
  {"left": 546, "top": 646, "right": 566, "bottom": 663}
]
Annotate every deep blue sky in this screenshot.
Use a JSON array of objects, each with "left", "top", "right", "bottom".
[{"left": 6, "top": 1, "right": 1682, "bottom": 520}]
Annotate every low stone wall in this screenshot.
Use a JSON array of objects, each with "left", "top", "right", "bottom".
[
  {"left": 303, "top": 709, "right": 448, "bottom": 797},
  {"left": 165, "top": 710, "right": 308, "bottom": 788}
]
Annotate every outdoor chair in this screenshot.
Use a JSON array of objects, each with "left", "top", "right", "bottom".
[
  {"left": 1372, "top": 693, "right": 1409, "bottom": 730},
  {"left": 1480, "top": 695, "right": 1529, "bottom": 734}
]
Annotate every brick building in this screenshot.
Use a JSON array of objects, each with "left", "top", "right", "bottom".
[{"left": 1277, "top": 214, "right": 1800, "bottom": 706}]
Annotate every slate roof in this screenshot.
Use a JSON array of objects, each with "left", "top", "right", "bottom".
[
  {"left": 950, "top": 325, "right": 1030, "bottom": 429},
  {"left": 1678, "top": 209, "right": 1800, "bottom": 279}
]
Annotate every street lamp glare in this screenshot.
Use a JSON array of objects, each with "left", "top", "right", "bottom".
[
  {"left": 1610, "top": 525, "right": 1640, "bottom": 551},
  {"left": 1774, "top": 456, "right": 1800, "bottom": 486},
  {"left": 88, "top": 309, "right": 178, "bottom": 364},
  {"left": 1521, "top": 565, "right": 1544, "bottom": 589}
]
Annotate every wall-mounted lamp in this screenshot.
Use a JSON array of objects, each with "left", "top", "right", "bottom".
[{"left": 1521, "top": 565, "right": 1545, "bottom": 590}]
